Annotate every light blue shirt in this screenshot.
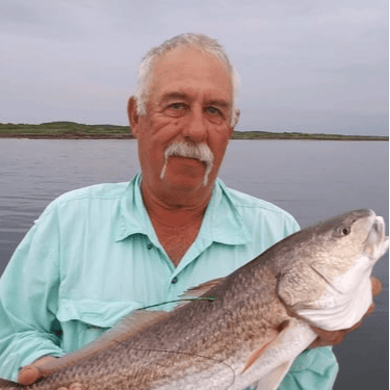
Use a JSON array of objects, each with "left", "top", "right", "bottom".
[{"left": 0, "top": 173, "right": 338, "bottom": 388}]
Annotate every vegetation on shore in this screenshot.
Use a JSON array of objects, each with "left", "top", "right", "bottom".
[
  {"left": 0, "top": 122, "right": 388, "bottom": 141},
  {"left": 0, "top": 122, "right": 134, "bottom": 139}
]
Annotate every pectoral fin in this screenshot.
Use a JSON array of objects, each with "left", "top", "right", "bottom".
[
  {"left": 241, "top": 319, "right": 317, "bottom": 390},
  {"left": 242, "top": 321, "right": 290, "bottom": 374},
  {"left": 252, "top": 360, "right": 293, "bottom": 390},
  {"left": 242, "top": 338, "right": 275, "bottom": 374}
]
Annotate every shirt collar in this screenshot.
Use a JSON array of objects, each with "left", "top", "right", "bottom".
[
  {"left": 114, "top": 173, "right": 249, "bottom": 247},
  {"left": 114, "top": 173, "right": 158, "bottom": 243},
  {"left": 201, "top": 178, "right": 250, "bottom": 246}
]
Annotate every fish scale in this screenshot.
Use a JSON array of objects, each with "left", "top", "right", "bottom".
[{"left": 0, "top": 209, "right": 388, "bottom": 390}]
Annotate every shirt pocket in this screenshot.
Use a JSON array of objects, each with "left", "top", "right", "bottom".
[{"left": 57, "top": 298, "right": 143, "bottom": 352}]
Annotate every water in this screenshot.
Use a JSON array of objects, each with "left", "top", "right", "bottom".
[{"left": 0, "top": 139, "right": 388, "bottom": 389}]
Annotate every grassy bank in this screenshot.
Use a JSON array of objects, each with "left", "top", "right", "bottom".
[
  {"left": 0, "top": 122, "right": 134, "bottom": 139},
  {"left": 231, "top": 130, "right": 389, "bottom": 141},
  {"left": 0, "top": 122, "right": 388, "bottom": 141}
]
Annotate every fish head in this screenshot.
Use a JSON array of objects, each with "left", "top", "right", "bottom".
[{"left": 276, "top": 209, "right": 389, "bottom": 331}]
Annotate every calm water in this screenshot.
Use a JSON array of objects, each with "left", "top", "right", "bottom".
[{"left": 0, "top": 139, "right": 388, "bottom": 389}]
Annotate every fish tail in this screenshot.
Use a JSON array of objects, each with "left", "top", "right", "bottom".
[{"left": 0, "top": 378, "right": 24, "bottom": 389}]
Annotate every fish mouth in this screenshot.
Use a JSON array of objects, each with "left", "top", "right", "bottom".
[
  {"left": 364, "top": 215, "right": 389, "bottom": 259},
  {"left": 285, "top": 210, "right": 389, "bottom": 331}
]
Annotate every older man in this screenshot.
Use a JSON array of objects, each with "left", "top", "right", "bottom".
[{"left": 0, "top": 33, "right": 380, "bottom": 390}]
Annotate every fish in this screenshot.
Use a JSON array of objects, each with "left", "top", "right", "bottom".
[{"left": 0, "top": 209, "right": 388, "bottom": 390}]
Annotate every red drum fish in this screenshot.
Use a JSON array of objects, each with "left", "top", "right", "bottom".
[{"left": 0, "top": 209, "right": 387, "bottom": 390}]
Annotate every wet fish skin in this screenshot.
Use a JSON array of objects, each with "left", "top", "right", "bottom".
[{"left": 0, "top": 209, "right": 388, "bottom": 390}]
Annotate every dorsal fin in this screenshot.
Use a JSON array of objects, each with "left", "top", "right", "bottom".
[
  {"left": 181, "top": 277, "right": 225, "bottom": 300},
  {"left": 38, "top": 310, "right": 169, "bottom": 377}
]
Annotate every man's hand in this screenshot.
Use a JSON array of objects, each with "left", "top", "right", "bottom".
[
  {"left": 18, "top": 356, "right": 84, "bottom": 390},
  {"left": 309, "top": 276, "right": 382, "bottom": 348}
]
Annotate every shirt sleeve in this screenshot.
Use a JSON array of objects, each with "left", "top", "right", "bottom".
[
  {"left": 0, "top": 203, "right": 64, "bottom": 381},
  {"left": 283, "top": 212, "right": 301, "bottom": 237}
]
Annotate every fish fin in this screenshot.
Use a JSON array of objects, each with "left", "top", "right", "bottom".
[
  {"left": 0, "top": 378, "right": 23, "bottom": 388},
  {"left": 104, "top": 309, "right": 170, "bottom": 340},
  {"left": 181, "top": 277, "right": 226, "bottom": 299},
  {"left": 253, "top": 360, "right": 293, "bottom": 390},
  {"left": 242, "top": 320, "right": 290, "bottom": 374},
  {"left": 242, "top": 338, "right": 275, "bottom": 373},
  {"left": 38, "top": 310, "right": 169, "bottom": 376},
  {"left": 241, "top": 319, "right": 317, "bottom": 390}
]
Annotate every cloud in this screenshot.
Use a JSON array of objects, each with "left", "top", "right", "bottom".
[{"left": 0, "top": 0, "right": 387, "bottom": 134}]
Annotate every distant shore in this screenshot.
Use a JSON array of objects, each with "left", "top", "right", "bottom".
[{"left": 0, "top": 122, "right": 388, "bottom": 141}]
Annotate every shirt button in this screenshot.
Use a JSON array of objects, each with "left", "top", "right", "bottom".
[
  {"left": 171, "top": 277, "right": 178, "bottom": 284},
  {"left": 147, "top": 243, "right": 153, "bottom": 250}
]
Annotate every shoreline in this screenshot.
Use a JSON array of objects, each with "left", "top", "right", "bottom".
[
  {"left": 0, "top": 133, "right": 387, "bottom": 141},
  {"left": 0, "top": 122, "right": 388, "bottom": 141},
  {"left": 0, "top": 133, "right": 134, "bottom": 140}
]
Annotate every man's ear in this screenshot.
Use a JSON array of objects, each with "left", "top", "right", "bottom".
[
  {"left": 229, "top": 108, "right": 241, "bottom": 137},
  {"left": 127, "top": 96, "right": 140, "bottom": 138},
  {"left": 233, "top": 108, "right": 241, "bottom": 128}
]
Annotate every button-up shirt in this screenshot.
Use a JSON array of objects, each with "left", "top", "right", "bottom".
[{"left": 0, "top": 173, "right": 338, "bottom": 388}]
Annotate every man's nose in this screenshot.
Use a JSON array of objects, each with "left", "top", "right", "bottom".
[{"left": 183, "top": 107, "right": 207, "bottom": 142}]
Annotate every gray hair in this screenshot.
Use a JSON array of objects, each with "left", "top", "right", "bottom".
[{"left": 134, "top": 33, "right": 240, "bottom": 127}]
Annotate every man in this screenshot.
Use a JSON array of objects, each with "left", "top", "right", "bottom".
[{"left": 0, "top": 33, "right": 381, "bottom": 390}]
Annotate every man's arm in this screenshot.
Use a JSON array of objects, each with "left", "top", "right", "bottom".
[{"left": 0, "top": 205, "right": 64, "bottom": 381}]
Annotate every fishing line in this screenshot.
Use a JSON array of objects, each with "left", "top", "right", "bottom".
[
  {"left": 139, "top": 297, "right": 215, "bottom": 311},
  {"left": 127, "top": 299, "right": 237, "bottom": 388},
  {"left": 113, "top": 298, "right": 236, "bottom": 389}
]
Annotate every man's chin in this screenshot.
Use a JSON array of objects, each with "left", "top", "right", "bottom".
[{"left": 160, "top": 174, "right": 208, "bottom": 191}]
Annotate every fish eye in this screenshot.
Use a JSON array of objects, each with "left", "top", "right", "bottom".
[
  {"left": 342, "top": 227, "right": 350, "bottom": 235},
  {"left": 334, "top": 226, "right": 351, "bottom": 237}
]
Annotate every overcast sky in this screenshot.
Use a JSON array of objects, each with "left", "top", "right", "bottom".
[{"left": 1, "top": 0, "right": 388, "bottom": 135}]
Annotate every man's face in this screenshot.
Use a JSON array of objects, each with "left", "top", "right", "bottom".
[{"left": 130, "top": 46, "right": 235, "bottom": 196}]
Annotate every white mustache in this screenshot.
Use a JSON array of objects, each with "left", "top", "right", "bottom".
[{"left": 160, "top": 142, "right": 214, "bottom": 186}]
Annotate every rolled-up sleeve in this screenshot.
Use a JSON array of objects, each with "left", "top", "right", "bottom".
[
  {"left": 278, "top": 347, "right": 338, "bottom": 390},
  {"left": 0, "top": 203, "right": 64, "bottom": 381}
]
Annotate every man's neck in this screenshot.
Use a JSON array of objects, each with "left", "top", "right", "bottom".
[
  {"left": 140, "top": 178, "right": 214, "bottom": 220},
  {"left": 140, "top": 179, "right": 214, "bottom": 266}
]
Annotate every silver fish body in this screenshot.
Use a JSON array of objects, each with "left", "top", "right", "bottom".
[{"left": 0, "top": 209, "right": 388, "bottom": 390}]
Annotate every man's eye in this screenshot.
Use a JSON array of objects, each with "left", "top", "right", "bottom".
[
  {"left": 205, "top": 106, "right": 220, "bottom": 115},
  {"left": 169, "top": 103, "right": 185, "bottom": 110}
]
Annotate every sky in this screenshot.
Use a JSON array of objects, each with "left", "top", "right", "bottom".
[{"left": 0, "top": 0, "right": 388, "bottom": 135}]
